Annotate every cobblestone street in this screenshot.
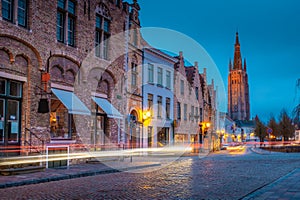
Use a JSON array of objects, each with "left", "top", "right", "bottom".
[{"left": 1, "top": 147, "right": 300, "bottom": 199}]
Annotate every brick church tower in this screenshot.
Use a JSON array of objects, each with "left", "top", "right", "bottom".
[{"left": 228, "top": 32, "right": 250, "bottom": 120}]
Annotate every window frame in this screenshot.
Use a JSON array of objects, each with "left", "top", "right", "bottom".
[
  {"left": 56, "top": 0, "right": 76, "bottom": 47},
  {"left": 166, "top": 70, "right": 171, "bottom": 89},
  {"left": 166, "top": 97, "right": 170, "bottom": 120},
  {"left": 95, "top": 14, "right": 110, "bottom": 60},
  {"left": 147, "top": 63, "right": 154, "bottom": 84},
  {"left": 157, "top": 95, "right": 162, "bottom": 118}
]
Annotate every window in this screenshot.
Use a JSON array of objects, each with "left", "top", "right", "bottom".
[
  {"left": 166, "top": 97, "right": 170, "bottom": 119},
  {"left": 131, "top": 62, "right": 137, "bottom": 87},
  {"left": 177, "top": 102, "right": 181, "bottom": 120},
  {"left": 0, "top": 79, "right": 22, "bottom": 144},
  {"left": 200, "top": 107, "right": 203, "bottom": 122},
  {"left": 2, "top": 0, "right": 13, "bottom": 22},
  {"left": 157, "top": 96, "right": 162, "bottom": 118},
  {"left": 148, "top": 63, "right": 154, "bottom": 83},
  {"left": 195, "top": 87, "right": 199, "bottom": 100},
  {"left": 157, "top": 67, "right": 163, "bottom": 86},
  {"left": 166, "top": 70, "right": 171, "bottom": 89},
  {"left": 147, "top": 94, "right": 153, "bottom": 109},
  {"left": 191, "top": 106, "right": 194, "bottom": 121},
  {"left": 133, "top": 29, "right": 138, "bottom": 46},
  {"left": 195, "top": 107, "right": 198, "bottom": 119},
  {"left": 2, "top": 0, "right": 28, "bottom": 27},
  {"left": 17, "top": 0, "right": 27, "bottom": 27},
  {"left": 57, "top": 0, "right": 76, "bottom": 46},
  {"left": 184, "top": 104, "right": 187, "bottom": 121},
  {"left": 95, "top": 14, "right": 110, "bottom": 60},
  {"left": 180, "top": 80, "right": 184, "bottom": 95},
  {"left": 147, "top": 126, "right": 152, "bottom": 147}
]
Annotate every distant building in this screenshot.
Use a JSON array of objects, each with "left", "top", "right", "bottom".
[{"left": 228, "top": 32, "right": 250, "bottom": 121}]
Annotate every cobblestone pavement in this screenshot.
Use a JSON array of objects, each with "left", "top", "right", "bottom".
[{"left": 1, "top": 147, "right": 300, "bottom": 199}]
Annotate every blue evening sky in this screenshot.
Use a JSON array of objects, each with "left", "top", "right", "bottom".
[{"left": 138, "top": 0, "right": 300, "bottom": 123}]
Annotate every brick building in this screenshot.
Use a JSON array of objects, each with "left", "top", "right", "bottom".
[
  {"left": 228, "top": 32, "right": 250, "bottom": 121},
  {"left": 0, "top": 0, "right": 143, "bottom": 159}
]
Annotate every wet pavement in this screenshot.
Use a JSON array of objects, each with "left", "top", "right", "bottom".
[{"left": 0, "top": 147, "right": 300, "bottom": 199}]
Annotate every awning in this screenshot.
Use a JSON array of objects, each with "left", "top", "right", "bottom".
[
  {"left": 52, "top": 88, "right": 90, "bottom": 115},
  {"left": 92, "top": 97, "right": 122, "bottom": 119}
]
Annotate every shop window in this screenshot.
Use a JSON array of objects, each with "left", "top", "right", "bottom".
[{"left": 50, "top": 99, "right": 75, "bottom": 139}]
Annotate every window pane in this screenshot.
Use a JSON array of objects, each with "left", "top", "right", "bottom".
[
  {"left": 177, "top": 102, "right": 181, "bottom": 120},
  {"left": 58, "top": 0, "right": 65, "bottom": 9},
  {"left": 184, "top": 104, "right": 187, "bottom": 120},
  {"left": 68, "top": 0, "right": 75, "bottom": 15},
  {"left": 18, "top": 0, "right": 27, "bottom": 27},
  {"left": 0, "top": 99, "right": 4, "bottom": 143},
  {"left": 180, "top": 80, "right": 184, "bottom": 95},
  {"left": 157, "top": 96, "right": 162, "bottom": 118},
  {"left": 68, "top": 17, "right": 75, "bottom": 46},
  {"left": 104, "top": 19, "right": 109, "bottom": 32},
  {"left": 148, "top": 64, "right": 154, "bottom": 83},
  {"left": 96, "top": 15, "right": 102, "bottom": 29},
  {"left": 0, "top": 79, "right": 6, "bottom": 94},
  {"left": 166, "top": 71, "right": 171, "bottom": 89},
  {"left": 157, "top": 67, "right": 163, "bottom": 85},
  {"left": 7, "top": 100, "right": 19, "bottom": 143},
  {"left": 10, "top": 81, "right": 22, "bottom": 97},
  {"left": 147, "top": 94, "right": 153, "bottom": 109},
  {"left": 95, "top": 31, "right": 101, "bottom": 57},
  {"left": 56, "top": 12, "right": 64, "bottom": 42},
  {"left": 166, "top": 98, "right": 170, "bottom": 119},
  {"left": 2, "top": 0, "right": 13, "bottom": 21},
  {"left": 103, "top": 34, "right": 109, "bottom": 60}
]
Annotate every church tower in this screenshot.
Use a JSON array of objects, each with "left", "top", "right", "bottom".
[{"left": 228, "top": 32, "right": 250, "bottom": 121}]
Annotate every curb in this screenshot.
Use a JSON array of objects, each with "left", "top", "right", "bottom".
[
  {"left": 0, "top": 163, "right": 161, "bottom": 189},
  {"left": 250, "top": 147, "right": 271, "bottom": 155},
  {"left": 241, "top": 168, "right": 300, "bottom": 200}
]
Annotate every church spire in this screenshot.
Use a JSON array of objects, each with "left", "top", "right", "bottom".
[
  {"left": 233, "top": 32, "right": 242, "bottom": 70},
  {"left": 235, "top": 32, "right": 240, "bottom": 45}
]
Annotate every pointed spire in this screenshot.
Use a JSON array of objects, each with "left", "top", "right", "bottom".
[
  {"left": 235, "top": 32, "right": 240, "bottom": 45},
  {"left": 233, "top": 32, "right": 242, "bottom": 70}
]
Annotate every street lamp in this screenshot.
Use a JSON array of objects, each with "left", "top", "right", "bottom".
[
  {"left": 198, "top": 122, "right": 211, "bottom": 152},
  {"left": 142, "top": 109, "right": 152, "bottom": 148}
]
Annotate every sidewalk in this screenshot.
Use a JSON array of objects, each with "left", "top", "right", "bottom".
[
  {"left": 242, "top": 168, "right": 300, "bottom": 199},
  {"left": 0, "top": 158, "right": 161, "bottom": 189}
]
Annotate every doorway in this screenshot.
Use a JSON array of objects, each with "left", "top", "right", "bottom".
[{"left": 0, "top": 79, "right": 22, "bottom": 156}]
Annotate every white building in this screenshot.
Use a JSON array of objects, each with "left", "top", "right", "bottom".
[{"left": 142, "top": 48, "right": 177, "bottom": 147}]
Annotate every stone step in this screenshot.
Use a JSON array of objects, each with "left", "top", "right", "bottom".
[{"left": 0, "top": 165, "right": 45, "bottom": 176}]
